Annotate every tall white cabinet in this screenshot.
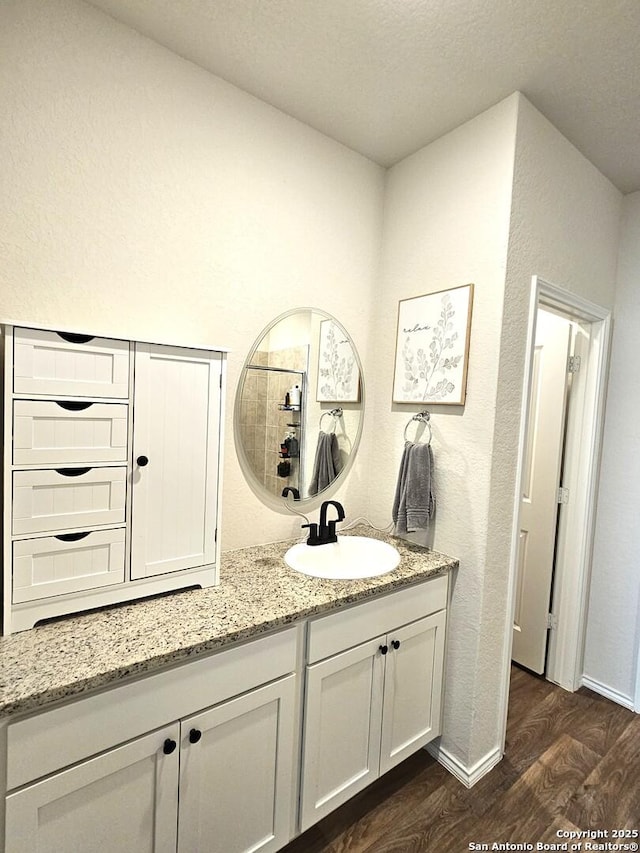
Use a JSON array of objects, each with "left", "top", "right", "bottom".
[{"left": 1, "top": 325, "right": 226, "bottom": 634}]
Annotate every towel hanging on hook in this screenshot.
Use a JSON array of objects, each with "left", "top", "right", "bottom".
[
  {"left": 403, "top": 411, "right": 432, "bottom": 444},
  {"left": 393, "top": 432, "right": 435, "bottom": 533}
]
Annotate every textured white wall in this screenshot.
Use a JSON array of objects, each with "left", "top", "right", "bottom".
[
  {"left": 585, "top": 192, "right": 640, "bottom": 704},
  {"left": 499, "top": 96, "right": 622, "bottom": 709},
  {"left": 370, "top": 96, "right": 519, "bottom": 769},
  {"left": 371, "top": 93, "right": 623, "bottom": 771},
  {"left": 1, "top": 0, "right": 632, "bottom": 779},
  {"left": 0, "top": 0, "right": 385, "bottom": 550}
]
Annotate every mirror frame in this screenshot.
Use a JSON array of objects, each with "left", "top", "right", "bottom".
[{"left": 233, "top": 307, "right": 366, "bottom": 514}]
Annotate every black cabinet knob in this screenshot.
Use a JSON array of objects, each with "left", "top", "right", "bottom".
[
  {"left": 163, "top": 738, "right": 177, "bottom": 755},
  {"left": 392, "top": 640, "right": 401, "bottom": 650},
  {"left": 189, "top": 728, "right": 202, "bottom": 744},
  {"left": 379, "top": 644, "right": 388, "bottom": 656},
  {"left": 137, "top": 455, "right": 149, "bottom": 467}
]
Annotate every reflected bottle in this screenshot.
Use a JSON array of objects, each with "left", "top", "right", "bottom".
[{"left": 289, "top": 385, "right": 301, "bottom": 407}]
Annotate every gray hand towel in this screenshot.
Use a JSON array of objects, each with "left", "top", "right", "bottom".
[
  {"left": 392, "top": 441, "right": 435, "bottom": 534},
  {"left": 309, "top": 431, "right": 343, "bottom": 496}
]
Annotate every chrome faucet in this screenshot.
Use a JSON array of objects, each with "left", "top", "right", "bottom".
[{"left": 302, "top": 500, "right": 345, "bottom": 546}]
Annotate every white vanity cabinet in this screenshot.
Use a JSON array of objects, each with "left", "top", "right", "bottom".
[
  {"left": 3, "top": 629, "right": 299, "bottom": 853},
  {"left": 1, "top": 325, "right": 226, "bottom": 634},
  {"left": 177, "top": 676, "right": 297, "bottom": 853},
  {"left": 299, "top": 574, "right": 447, "bottom": 831},
  {"left": 5, "top": 723, "right": 181, "bottom": 853},
  {"left": 0, "top": 571, "right": 451, "bottom": 852}
]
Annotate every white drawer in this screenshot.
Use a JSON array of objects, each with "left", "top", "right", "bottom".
[
  {"left": 13, "top": 327, "right": 130, "bottom": 398},
  {"left": 12, "top": 527, "right": 126, "bottom": 603},
  {"left": 12, "top": 467, "right": 127, "bottom": 535},
  {"left": 13, "top": 400, "right": 128, "bottom": 465},
  {"left": 307, "top": 573, "right": 448, "bottom": 664}
]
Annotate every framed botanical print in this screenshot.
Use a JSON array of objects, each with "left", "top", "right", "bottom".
[
  {"left": 392, "top": 283, "right": 474, "bottom": 405},
  {"left": 316, "top": 319, "right": 360, "bottom": 402}
]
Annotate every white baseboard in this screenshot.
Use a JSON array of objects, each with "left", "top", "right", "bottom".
[
  {"left": 581, "top": 675, "right": 636, "bottom": 711},
  {"left": 426, "top": 740, "right": 503, "bottom": 788}
]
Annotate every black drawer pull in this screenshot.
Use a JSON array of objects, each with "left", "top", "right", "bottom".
[
  {"left": 189, "top": 728, "right": 202, "bottom": 744},
  {"left": 54, "top": 531, "right": 91, "bottom": 542},
  {"left": 391, "top": 640, "right": 401, "bottom": 650},
  {"left": 55, "top": 401, "right": 94, "bottom": 412},
  {"left": 136, "top": 455, "right": 149, "bottom": 467},
  {"left": 56, "top": 332, "right": 95, "bottom": 344},
  {"left": 379, "top": 644, "right": 388, "bottom": 656},
  {"left": 163, "top": 738, "right": 177, "bottom": 755},
  {"left": 55, "top": 467, "right": 92, "bottom": 478}
]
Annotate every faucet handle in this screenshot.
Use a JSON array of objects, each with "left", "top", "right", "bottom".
[
  {"left": 301, "top": 523, "right": 320, "bottom": 546},
  {"left": 324, "top": 520, "right": 339, "bottom": 544}
]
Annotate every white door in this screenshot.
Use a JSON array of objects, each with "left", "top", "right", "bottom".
[
  {"left": 379, "top": 611, "right": 446, "bottom": 775},
  {"left": 513, "top": 309, "right": 572, "bottom": 673},
  {"left": 131, "top": 344, "right": 222, "bottom": 580},
  {"left": 177, "top": 675, "right": 296, "bottom": 853},
  {"left": 5, "top": 724, "right": 180, "bottom": 853},
  {"left": 299, "top": 637, "right": 385, "bottom": 832}
]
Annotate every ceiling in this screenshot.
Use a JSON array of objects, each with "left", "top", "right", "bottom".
[{"left": 87, "top": 0, "right": 640, "bottom": 194}]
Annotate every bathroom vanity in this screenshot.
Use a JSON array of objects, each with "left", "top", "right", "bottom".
[
  {"left": 1, "top": 324, "right": 226, "bottom": 634},
  {"left": 0, "top": 528, "right": 457, "bottom": 853}
]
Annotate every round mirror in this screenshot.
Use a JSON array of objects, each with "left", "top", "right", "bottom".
[{"left": 234, "top": 308, "right": 365, "bottom": 512}]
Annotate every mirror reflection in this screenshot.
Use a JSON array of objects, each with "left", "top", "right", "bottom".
[{"left": 234, "top": 309, "right": 364, "bottom": 510}]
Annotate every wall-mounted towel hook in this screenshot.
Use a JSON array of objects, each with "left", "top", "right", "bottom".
[{"left": 404, "top": 411, "right": 432, "bottom": 444}]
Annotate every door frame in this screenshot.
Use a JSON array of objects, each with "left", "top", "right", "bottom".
[{"left": 500, "top": 276, "right": 612, "bottom": 748}]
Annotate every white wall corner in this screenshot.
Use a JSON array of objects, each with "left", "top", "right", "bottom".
[
  {"left": 580, "top": 675, "right": 636, "bottom": 712},
  {"left": 426, "top": 739, "right": 503, "bottom": 788}
]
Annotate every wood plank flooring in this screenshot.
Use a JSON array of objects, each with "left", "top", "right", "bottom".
[{"left": 282, "top": 666, "right": 640, "bottom": 852}]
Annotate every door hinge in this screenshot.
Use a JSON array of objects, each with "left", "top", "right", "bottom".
[
  {"left": 214, "top": 528, "right": 218, "bottom": 543},
  {"left": 557, "top": 486, "right": 570, "bottom": 504},
  {"left": 546, "top": 613, "right": 558, "bottom": 631},
  {"left": 567, "top": 355, "right": 581, "bottom": 374}
]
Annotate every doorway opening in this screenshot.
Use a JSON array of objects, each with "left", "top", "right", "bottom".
[{"left": 500, "top": 276, "right": 612, "bottom": 750}]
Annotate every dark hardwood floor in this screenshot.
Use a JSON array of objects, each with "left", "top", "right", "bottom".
[{"left": 282, "top": 666, "right": 640, "bottom": 852}]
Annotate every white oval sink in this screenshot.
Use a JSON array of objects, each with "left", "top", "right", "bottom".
[{"left": 284, "top": 536, "right": 400, "bottom": 580}]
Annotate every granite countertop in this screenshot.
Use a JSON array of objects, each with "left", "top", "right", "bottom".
[{"left": 0, "top": 525, "right": 458, "bottom": 719}]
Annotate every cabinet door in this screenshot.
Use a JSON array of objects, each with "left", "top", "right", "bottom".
[
  {"left": 5, "top": 724, "right": 180, "bottom": 853},
  {"left": 177, "top": 675, "right": 296, "bottom": 853},
  {"left": 131, "top": 344, "right": 222, "bottom": 579},
  {"left": 300, "top": 637, "right": 385, "bottom": 832},
  {"left": 379, "top": 610, "right": 446, "bottom": 776}
]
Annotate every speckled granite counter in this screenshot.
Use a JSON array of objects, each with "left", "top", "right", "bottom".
[{"left": 0, "top": 525, "right": 457, "bottom": 718}]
